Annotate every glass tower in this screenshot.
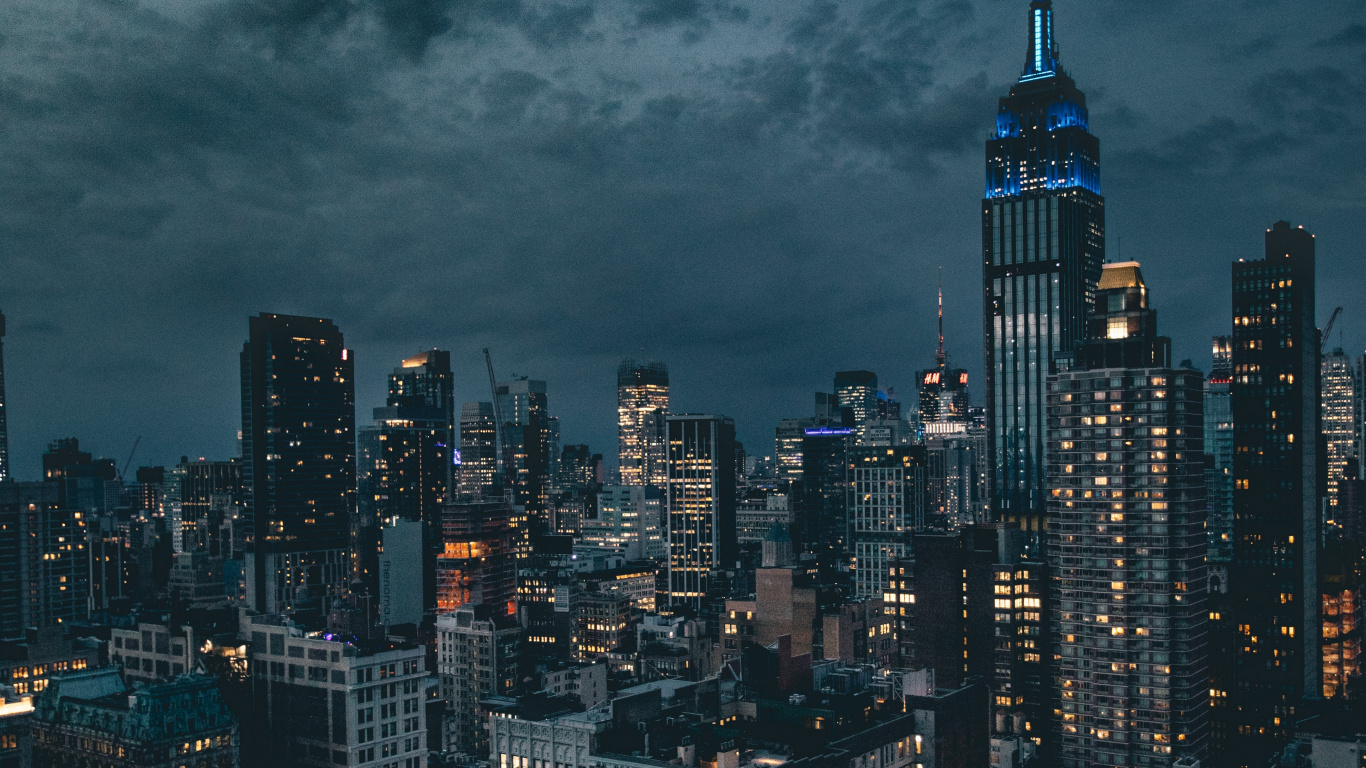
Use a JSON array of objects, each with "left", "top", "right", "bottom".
[
  {"left": 984, "top": 0, "right": 1104, "bottom": 534},
  {"left": 665, "top": 414, "right": 737, "bottom": 610},
  {"left": 1322, "top": 349, "right": 1357, "bottom": 518}
]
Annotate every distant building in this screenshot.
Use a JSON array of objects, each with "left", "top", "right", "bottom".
[
  {"left": 835, "top": 371, "right": 879, "bottom": 442},
  {"left": 1323, "top": 348, "right": 1358, "bottom": 519},
  {"left": 0, "top": 482, "right": 88, "bottom": 639},
  {"left": 435, "top": 499, "right": 516, "bottom": 615},
  {"left": 379, "top": 519, "right": 425, "bottom": 629},
  {"left": 665, "top": 415, "right": 737, "bottom": 610},
  {"left": 618, "top": 360, "right": 670, "bottom": 489},
  {"left": 798, "top": 427, "right": 851, "bottom": 561},
  {"left": 498, "top": 377, "right": 552, "bottom": 536},
  {"left": 437, "top": 605, "right": 520, "bottom": 757},
  {"left": 32, "top": 668, "right": 239, "bottom": 768},
  {"left": 240, "top": 313, "right": 356, "bottom": 614},
  {"left": 111, "top": 620, "right": 199, "bottom": 685},
  {"left": 0, "top": 627, "right": 99, "bottom": 699},
  {"left": 581, "top": 485, "right": 665, "bottom": 561},
  {"left": 1204, "top": 336, "right": 1234, "bottom": 562},
  {"left": 736, "top": 494, "right": 791, "bottom": 544},
  {"left": 0, "top": 309, "right": 8, "bottom": 483}
]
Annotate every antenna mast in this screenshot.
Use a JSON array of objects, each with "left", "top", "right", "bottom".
[{"left": 936, "top": 269, "right": 947, "bottom": 370}]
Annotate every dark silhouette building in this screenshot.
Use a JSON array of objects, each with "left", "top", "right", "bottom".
[
  {"left": 1218, "top": 222, "right": 1323, "bottom": 767},
  {"left": 240, "top": 313, "right": 356, "bottom": 614},
  {"left": 984, "top": 0, "right": 1105, "bottom": 538},
  {"left": 0, "top": 308, "right": 8, "bottom": 483},
  {"left": 0, "top": 483, "right": 88, "bottom": 640}
]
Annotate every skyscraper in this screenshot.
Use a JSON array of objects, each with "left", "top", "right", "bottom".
[
  {"left": 1221, "top": 222, "right": 1322, "bottom": 767},
  {"left": 1205, "top": 337, "right": 1235, "bottom": 562},
  {"left": 0, "top": 482, "right": 89, "bottom": 639},
  {"left": 797, "top": 426, "right": 852, "bottom": 559},
  {"left": 666, "top": 414, "right": 737, "bottom": 610},
  {"left": 1322, "top": 348, "right": 1357, "bottom": 519},
  {"left": 240, "top": 313, "right": 356, "bottom": 614},
  {"left": 0, "top": 308, "right": 8, "bottom": 483},
  {"left": 1048, "top": 262, "right": 1209, "bottom": 767},
  {"left": 618, "top": 360, "right": 670, "bottom": 488},
  {"left": 984, "top": 0, "right": 1104, "bottom": 533},
  {"left": 918, "top": 284, "right": 970, "bottom": 426},
  {"left": 457, "top": 402, "right": 498, "bottom": 498}
]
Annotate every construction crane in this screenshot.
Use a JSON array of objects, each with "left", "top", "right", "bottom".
[
  {"left": 117, "top": 436, "right": 142, "bottom": 483},
  {"left": 483, "top": 348, "right": 516, "bottom": 502},
  {"left": 1322, "top": 306, "right": 1343, "bottom": 353}
]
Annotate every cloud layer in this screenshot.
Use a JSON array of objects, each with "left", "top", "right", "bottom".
[{"left": 1, "top": 0, "right": 1362, "bottom": 476}]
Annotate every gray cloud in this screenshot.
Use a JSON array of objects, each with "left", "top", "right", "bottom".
[{"left": 0, "top": 0, "right": 1362, "bottom": 476}]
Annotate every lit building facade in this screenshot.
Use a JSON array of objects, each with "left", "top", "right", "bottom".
[
  {"left": 1205, "top": 336, "right": 1234, "bottom": 562},
  {"left": 580, "top": 485, "right": 664, "bottom": 561},
  {"left": 435, "top": 499, "right": 516, "bottom": 615},
  {"left": 0, "top": 483, "right": 88, "bottom": 639},
  {"left": 984, "top": 0, "right": 1105, "bottom": 535},
  {"left": 240, "top": 313, "right": 356, "bottom": 614},
  {"left": 436, "top": 605, "right": 520, "bottom": 757},
  {"left": 1048, "top": 262, "right": 1209, "bottom": 767},
  {"left": 835, "top": 371, "right": 878, "bottom": 443},
  {"left": 848, "top": 446, "right": 927, "bottom": 600},
  {"left": 1322, "top": 348, "right": 1357, "bottom": 520},
  {"left": 457, "top": 402, "right": 499, "bottom": 499},
  {"left": 665, "top": 415, "right": 737, "bottom": 610},
  {"left": 618, "top": 360, "right": 669, "bottom": 488},
  {"left": 1221, "top": 222, "right": 1322, "bottom": 768}
]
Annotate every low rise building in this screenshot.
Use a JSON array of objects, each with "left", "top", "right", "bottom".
[
  {"left": 0, "top": 626, "right": 99, "bottom": 698},
  {"left": 0, "top": 686, "right": 33, "bottom": 768},
  {"left": 30, "top": 668, "right": 239, "bottom": 768}
]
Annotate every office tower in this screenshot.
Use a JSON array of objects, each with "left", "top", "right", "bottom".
[
  {"left": 240, "top": 313, "right": 356, "bottom": 614},
  {"left": 0, "top": 309, "right": 7, "bottom": 483},
  {"left": 0, "top": 483, "right": 89, "bottom": 639},
  {"left": 31, "top": 670, "right": 239, "bottom": 768},
  {"left": 665, "top": 414, "right": 737, "bottom": 610},
  {"left": 984, "top": 0, "right": 1104, "bottom": 532},
  {"left": 581, "top": 484, "right": 665, "bottom": 561},
  {"left": 918, "top": 284, "right": 971, "bottom": 426},
  {"left": 797, "top": 425, "right": 852, "bottom": 560},
  {"left": 437, "top": 605, "right": 519, "bottom": 757},
  {"left": 1323, "top": 348, "right": 1357, "bottom": 520},
  {"left": 618, "top": 360, "right": 670, "bottom": 488},
  {"left": 497, "top": 377, "right": 550, "bottom": 531},
  {"left": 1358, "top": 355, "right": 1366, "bottom": 479},
  {"left": 849, "top": 446, "right": 927, "bottom": 599},
  {"left": 1205, "top": 337, "right": 1235, "bottom": 562},
  {"left": 42, "top": 438, "right": 119, "bottom": 514},
  {"left": 835, "top": 371, "right": 878, "bottom": 441},
  {"left": 241, "top": 619, "right": 428, "bottom": 767},
  {"left": 436, "top": 499, "right": 516, "bottom": 615},
  {"left": 1048, "top": 262, "right": 1208, "bottom": 767},
  {"left": 457, "top": 402, "right": 498, "bottom": 498},
  {"left": 1220, "top": 222, "right": 1322, "bottom": 767},
  {"left": 556, "top": 444, "right": 600, "bottom": 491}
]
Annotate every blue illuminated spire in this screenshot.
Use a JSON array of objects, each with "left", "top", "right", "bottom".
[{"left": 1020, "top": 0, "right": 1060, "bottom": 82}]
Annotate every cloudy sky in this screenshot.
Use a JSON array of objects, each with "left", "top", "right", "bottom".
[{"left": 1, "top": 0, "right": 1362, "bottom": 478}]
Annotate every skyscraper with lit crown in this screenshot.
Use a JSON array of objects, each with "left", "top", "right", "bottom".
[{"left": 984, "top": 0, "right": 1104, "bottom": 535}]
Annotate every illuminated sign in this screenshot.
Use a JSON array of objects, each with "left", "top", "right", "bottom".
[
  {"left": 804, "top": 428, "right": 853, "bottom": 436},
  {"left": 923, "top": 372, "right": 941, "bottom": 386},
  {"left": 452, "top": 449, "right": 463, "bottom": 466}
]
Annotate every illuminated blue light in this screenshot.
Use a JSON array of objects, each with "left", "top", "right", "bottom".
[
  {"left": 804, "top": 428, "right": 853, "bottom": 436},
  {"left": 452, "top": 449, "right": 463, "bottom": 466}
]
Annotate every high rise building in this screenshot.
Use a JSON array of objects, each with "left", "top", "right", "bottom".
[
  {"left": 437, "top": 605, "right": 519, "bottom": 757},
  {"left": 580, "top": 484, "right": 665, "bottom": 561},
  {"left": 177, "top": 458, "right": 242, "bottom": 556},
  {"left": 984, "top": 0, "right": 1104, "bottom": 533},
  {"left": 1221, "top": 222, "right": 1322, "bottom": 767},
  {"left": 797, "top": 426, "right": 852, "bottom": 560},
  {"left": 240, "top": 313, "right": 356, "bottom": 614},
  {"left": 618, "top": 360, "right": 670, "bottom": 488},
  {"left": 457, "top": 402, "right": 498, "bottom": 499},
  {"left": 1323, "top": 348, "right": 1357, "bottom": 520},
  {"left": 497, "top": 377, "right": 551, "bottom": 534},
  {"left": 356, "top": 350, "right": 454, "bottom": 604},
  {"left": 436, "top": 499, "right": 516, "bottom": 615},
  {"left": 1048, "top": 262, "right": 1209, "bottom": 767},
  {"left": 0, "top": 308, "right": 8, "bottom": 483},
  {"left": 1205, "top": 337, "right": 1235, "bottom": 562},
  {"left": 849, "top": 446, "right": 927, "bottom": 600},
  {"left": 665, "top": 414, "right": 737, "bottom": 610},
  {"left": 0, "top": 483, "right": 89, "bottom": 639},
  {"left": 835, "top": 371, "right": 878, "bottom": 442}
]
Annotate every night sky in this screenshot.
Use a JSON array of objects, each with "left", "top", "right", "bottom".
[{"left": 2, "top": 0, "right": 1363, "bottom": 479}]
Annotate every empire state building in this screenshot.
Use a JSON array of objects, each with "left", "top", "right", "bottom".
[{"left": 984, "top": 0, "right": 1104, "bottom": 533}]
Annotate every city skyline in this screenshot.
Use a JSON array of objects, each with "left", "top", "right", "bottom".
[{"left": 0, "top": 1, "right": 1362, "bottom": 477}]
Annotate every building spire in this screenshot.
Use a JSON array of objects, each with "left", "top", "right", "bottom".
[{"left": 1021, "top": 0, "right": 1060, "bottom": 82}]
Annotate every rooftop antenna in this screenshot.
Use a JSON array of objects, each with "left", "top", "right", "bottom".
[{"left": 936, "top": 269, "right": 947, "bottom": 370}]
